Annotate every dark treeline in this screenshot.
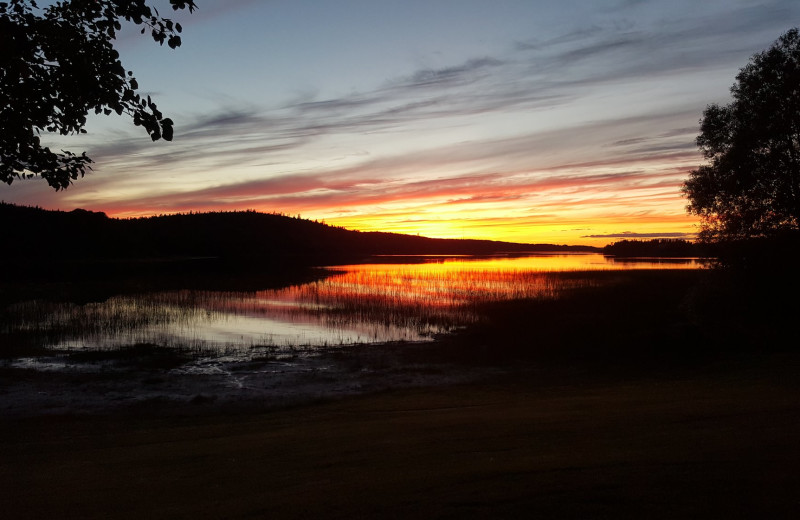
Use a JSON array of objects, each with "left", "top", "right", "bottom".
[
  {"left": 1, "top": 203, "right": 596, "bottom": 278},
  {"left": 602, "top": 238, "right": 709, "bottom": 257}
]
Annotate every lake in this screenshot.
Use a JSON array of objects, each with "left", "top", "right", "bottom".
[{"left": 1, "top": 253, "right": 705, "bottom": 359}]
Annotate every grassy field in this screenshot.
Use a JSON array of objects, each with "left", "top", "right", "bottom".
[
  {"left": 2, "top": 357, "right": 799, "bottom": 519},
  {"left": 2, "top": 269, "right": 799, "bottom": 518}
]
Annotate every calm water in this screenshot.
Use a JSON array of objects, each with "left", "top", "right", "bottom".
[{"left": 2, "top": 253, "right": 704, "bottom": 357}]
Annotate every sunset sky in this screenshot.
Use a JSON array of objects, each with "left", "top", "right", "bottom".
[{"left": 4, "top": 0, "right": 800, "bottom": 245}]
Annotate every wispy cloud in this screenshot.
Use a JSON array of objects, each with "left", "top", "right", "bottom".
[
  {"left": 583, "top": 231, "right": 696, "bottom": 239},
  {"left": 3, "top": 0, "right": 797, "bottom": 244}
]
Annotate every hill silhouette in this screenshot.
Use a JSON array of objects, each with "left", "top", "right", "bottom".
[{"left": 2, "top": 203, "right": 596, "bottom": 277}]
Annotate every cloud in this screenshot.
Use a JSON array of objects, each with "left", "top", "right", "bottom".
[
  {"left": 77, "top": 8, "right": 740, "bottom": 192},
  {"left": 7, "top": 0, "right": 797, "bottom": 245},
  {"left": 402, "top": 57, "right": 505, "bottom": 89},
  {"left": 582, "top": 231, "right": 695, "bottom": 239},
  {"left": 513, "top": 2, "right": 797, "bottom": 96}
]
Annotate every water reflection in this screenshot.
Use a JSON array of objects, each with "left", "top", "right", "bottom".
[
  {"left": 366, "top": 252, "right": 706, "bottom": 271},
  {"left": 606, "top": 256, "right": 706, "bottom": 267},
  {"left": 2, "top": 253, "right": 704, "bottom": 356}
]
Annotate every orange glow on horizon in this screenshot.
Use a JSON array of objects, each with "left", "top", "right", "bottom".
[
  {"left": 321, "top": 212, "right": 698, "bottom": 247},
  {"left": 96, "top": 203, "right": 698, "bottom": 248},
  {"left": 78, "top": 158, "right": 700, "bottom": 247}
]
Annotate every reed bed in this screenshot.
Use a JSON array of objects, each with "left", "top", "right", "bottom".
[{"left": 0, "top": 258, "right": 664, "bottom": 358}]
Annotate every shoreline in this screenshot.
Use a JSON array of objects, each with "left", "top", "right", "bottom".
[
  {"left": 2, "top": 350, "right": 799, "bottom": 519},
  {"left": 0, "top": 341, "right": 499, "bottom": 418}
]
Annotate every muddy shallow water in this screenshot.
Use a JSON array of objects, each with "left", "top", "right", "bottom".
[{"left": 0, "top": 342, "right": 499, "bottom": 416}]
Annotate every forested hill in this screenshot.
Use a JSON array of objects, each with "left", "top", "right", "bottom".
[{"left": 2, "top": 203, "right": 596, "bottom": 269}]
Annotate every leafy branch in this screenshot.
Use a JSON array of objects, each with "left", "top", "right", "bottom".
[{"left": 0, "top": 0, "right": 197, "bottom": 189}]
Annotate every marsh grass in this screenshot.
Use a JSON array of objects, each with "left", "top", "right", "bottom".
[
  {"left": 296, "top": 267, "right": 600, "bottom": 332},
  {"left": 0, "top": 255, "right": 697, "bottom": 361}
]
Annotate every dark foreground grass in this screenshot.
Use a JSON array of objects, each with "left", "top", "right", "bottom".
[
  {"left": 2, "top": 356, "right": 799, "bottom": 519},
  {"left": 1, "top": 269, "right": 799, "bottom": 519}
]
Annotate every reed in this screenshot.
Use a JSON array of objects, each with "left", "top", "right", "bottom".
[{"left": 0, "top": 256, "right": 689, "bottom": 359}]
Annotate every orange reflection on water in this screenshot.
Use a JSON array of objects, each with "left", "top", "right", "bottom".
[
  {"left": 128, "top": 253, "right": 707, "bottom": 346},
  {"left": 263, "top": 253, "right": 706, "bottom": 334},
  {"left": 9, "top": 253, "right": 706, "bottom": 354},
  {"left": 346, "top": 253, "right": 705, "bottom": 272}
]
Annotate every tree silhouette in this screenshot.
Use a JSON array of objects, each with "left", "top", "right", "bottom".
[
  {"left": 1, "top": 0, "right": 196, "bottom": 190},
  {"left": 683, "top": 28, "right": 800, "bottom": 241}
]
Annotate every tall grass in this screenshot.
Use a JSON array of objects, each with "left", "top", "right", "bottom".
[{"left": 0, "top": 254, "right": 697, "bottom": 358}]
